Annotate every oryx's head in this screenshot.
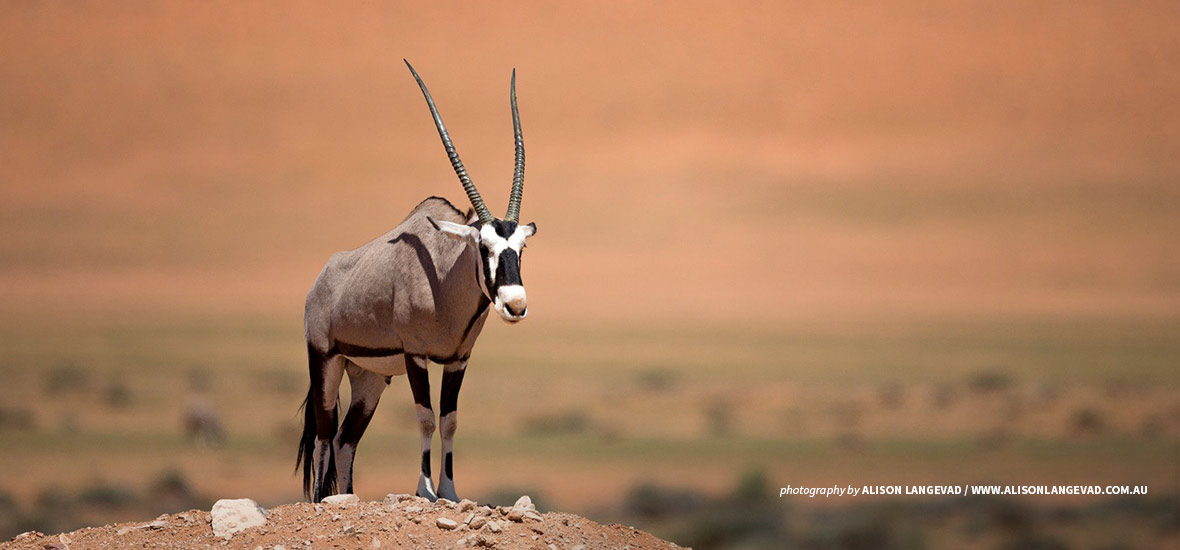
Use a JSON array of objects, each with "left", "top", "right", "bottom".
[{"left": 406, "top": 60, "right": 538, "bottom": 323}]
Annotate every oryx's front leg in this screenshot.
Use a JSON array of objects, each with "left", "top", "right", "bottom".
[
  {"left": 404, "top": 355, "right": 438, "bottom": 501},
  {"left": 437, "top": 361, "right": 467, "bottom": 502}
]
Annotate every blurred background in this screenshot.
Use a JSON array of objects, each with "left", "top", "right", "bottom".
[{"left": 1, "top": 2, "right": 1177, "bottom": 548}]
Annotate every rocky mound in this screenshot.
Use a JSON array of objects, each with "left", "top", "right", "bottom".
[{"left": 1, "top": 494, "right": 683, "bottom": 550}]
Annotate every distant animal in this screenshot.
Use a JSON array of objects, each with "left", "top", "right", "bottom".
[
  {"left": 181, "top": 396, "right": 225, "bottom": 448},
  {"left": 296, "top": 60, "right": 538, "bottom": 503}
]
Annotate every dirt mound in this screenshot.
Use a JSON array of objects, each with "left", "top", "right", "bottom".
[{"left": 1, "top": 494, "right": 682, "bottom": 550}]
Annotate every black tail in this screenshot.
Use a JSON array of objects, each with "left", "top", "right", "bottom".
[{"left": 295, "top": 386, "right": 337, "bottom": 501}]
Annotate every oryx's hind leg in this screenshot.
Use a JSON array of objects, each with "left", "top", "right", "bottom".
[
  {"left": 436, "top": 360, "right": 467, "bottom": 502},
  {"left": 404, "top": 355, "right": 438, "bottom": 501},
  {"left": 310, "top": 347, "right": 345, "bottom": 502},
  {"left": 334, "top": 361, "right": 390, "bottom": 495}
]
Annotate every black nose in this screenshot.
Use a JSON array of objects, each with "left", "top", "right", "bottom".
[{"left": 506, "top": 304, "right": 526, "bottom": 317}]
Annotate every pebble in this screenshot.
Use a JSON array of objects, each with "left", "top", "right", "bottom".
[
  {"left": 486, "top": 520, "right": 502, "bottom": 533},
  {"left": 437, "top": 517, "right": 460, "bottom": 530},
  {"left": 469, "top": 516, "right": 487, "bottom": 530},
  {"left": 506, "top": 509, "right": 524, "bottom": 522},
  {"left": 459, "top": 499, "right": 477, "bottom": 512},
  {"left": 523, "top": 511, "right": 543, "bottom": 522}
]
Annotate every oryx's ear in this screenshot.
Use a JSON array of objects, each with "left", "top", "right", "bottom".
[
  {"left": 521, "top": 222, "right": 537, "bottom": 237},
  {"left": 427, "top": 216, "right": 479, "bottom": 242}
]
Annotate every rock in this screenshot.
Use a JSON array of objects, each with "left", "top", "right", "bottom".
[
  {"left": 506, "top": 508, "right": 524, "bottom": 522},
  {"left": 523, "top": 511, "right": 543, "bottom": 522},
  {"left": 469, "top": 516, "right": 487, "bottom": 529},
  {"left": 210, "top": 498, "right": 267, "bottom": 538},
  {"left": 405, "top": 505, "right": 423, "bottom": 514},
  {"left": 478, "top": 506, "right": 494, "bottom": 516},
  {"left": 274, "top": 546, "right": 288, "bottom": 550},
  {"left": 322, "top": 494, "right": 360, "bottom": 506},
  {"left": 486, "top": 520, "right": 502, "bottom": 533},
  {"left": 437, "top": 517, "right": 460, "bottom": 530},
  {"left": 513, "top": 495, "right": 535, "bottom": 511},
  {"left": 459, "top": 499, "right": 477, "bottom": 512},
  {"left": 43, "top": 543, "right": 67, "bottom": 550}
]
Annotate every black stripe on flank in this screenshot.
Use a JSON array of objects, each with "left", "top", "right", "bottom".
[
  {"left": 421, "top": 450, "right": 432, "bottom": 477},
  {"left": 333, "top": 341, "right": 403, "bottom": 358}
]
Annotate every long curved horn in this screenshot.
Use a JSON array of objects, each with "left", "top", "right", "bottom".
[
  {"left": 505, "top": 69, "right": 525, "bottom": 223},
  {"left": 404, "top": 59, "right": 494, "bottom": 225}
]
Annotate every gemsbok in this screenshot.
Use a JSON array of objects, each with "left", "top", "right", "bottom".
[{"left": 296, "top": 60, "right": 538, "bottom": 502}]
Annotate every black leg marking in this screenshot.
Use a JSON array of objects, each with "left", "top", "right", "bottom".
[
  {"left": 421, "top": 450, "right": 432, "bottom": 478},
  {"left": 337, "top": 401, "right": 375, "bottom": 448},
  {"left": 405, "top": 355, "right": 432, "bottom": 409},
  {"left": 445, "top": 451, "right": 454, "bottom": 480},
  {"left": 440, "top": 368, "right": 466, "bottom": 417}
]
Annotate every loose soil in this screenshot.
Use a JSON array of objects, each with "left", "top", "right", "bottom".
[{"left": 1, "top": 495, "right": 681, "bottom": 550}]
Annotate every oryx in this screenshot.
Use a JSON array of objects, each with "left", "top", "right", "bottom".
[{"left": 296, "top": 60, "right": 538, "bottom": 503}]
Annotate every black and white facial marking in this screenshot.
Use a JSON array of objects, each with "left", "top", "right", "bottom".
[{"left": 429, "top": 216, "right": 537, "bottom": 323}]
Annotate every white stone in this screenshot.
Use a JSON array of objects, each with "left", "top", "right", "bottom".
[
  {"left": 210, "top": 498, "right": 267, "bottom": 538},
  {"left": 322, "top": 494, "right": 360, "bottom": 506},
  {"left": 437, "top": 517, "right": 459, "bottom": 530},
  {"left": 513, "top": 496, "right": 535, "bottom": 510},
  {"left": 486, "top": 520, "right": 502, "bottom": 533}
]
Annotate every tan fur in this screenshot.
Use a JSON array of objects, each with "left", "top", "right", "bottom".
[{"left": 304, "top": 197, "right": 490, "bottom": 366}]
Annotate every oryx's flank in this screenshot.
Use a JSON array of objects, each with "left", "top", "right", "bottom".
[{"left": 296, "top": 60, "right": 538, "bottom": 503}]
